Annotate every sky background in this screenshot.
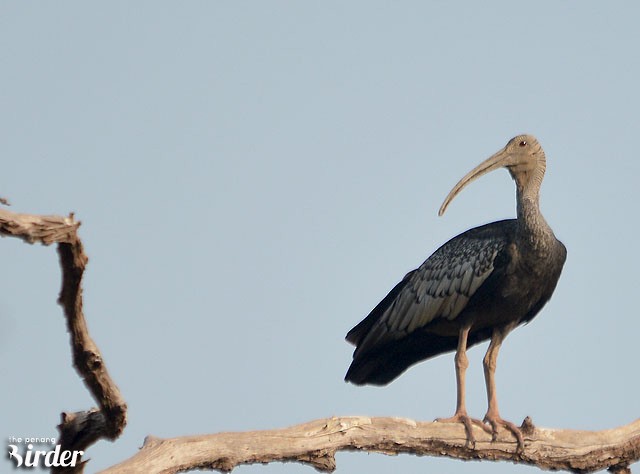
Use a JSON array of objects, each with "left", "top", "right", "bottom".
[{"left": 1, "top": 2, "right": 639, "bottom": 473}]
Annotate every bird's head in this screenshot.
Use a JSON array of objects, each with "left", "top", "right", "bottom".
[{"left": 438, "top": 134, "right": 546, "bottom": 216}]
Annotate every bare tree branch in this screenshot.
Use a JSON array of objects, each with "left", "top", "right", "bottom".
[
  {"left": 99, "top": 416, "right": 640, "bottom": 474},
  {"left": 0, "top": 207, "right": 127, "bottom": 474},
  {"left": 0, "top": 208, "right": 78, "bottom": 244},
  {"left": 56, "top": 238, "right": 127, "bottom": 440}
]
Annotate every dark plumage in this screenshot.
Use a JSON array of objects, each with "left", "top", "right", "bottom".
[{"left": 345, "top": 135, "right": 566, "bottom": 450}]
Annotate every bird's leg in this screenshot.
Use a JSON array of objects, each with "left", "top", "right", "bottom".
[
  {"left": 436, "top": 325, "right": 487, "bottom": 448},
  {"left": 482, "top": 326, "right": 525, "bottom": 452}
]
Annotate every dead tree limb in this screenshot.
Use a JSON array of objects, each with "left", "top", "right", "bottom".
[
  {"left": 0, "top": 207, "right": 127, "bottom": 474},
  {"left": 100, "top": 416, "right": 640, "bottom": 474}
]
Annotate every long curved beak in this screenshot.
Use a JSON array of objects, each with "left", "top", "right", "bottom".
[{"left": 438, "top": 146, "right": 516, "bottom": 216}]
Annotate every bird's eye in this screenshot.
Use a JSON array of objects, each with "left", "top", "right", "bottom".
[{"left": 518, "top": 140, "right": 527, "bottom": 147}]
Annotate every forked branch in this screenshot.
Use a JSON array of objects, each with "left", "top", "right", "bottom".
[{"left": 0, "top": 207, "right": 127, "bottom": 474}]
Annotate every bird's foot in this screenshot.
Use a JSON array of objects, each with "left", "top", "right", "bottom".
[
  {"left": 435, "top": 412, "right": 489, "bottom": 449},
  {"left": 483, "top": 412, "right": 525, "bottom": 453}
]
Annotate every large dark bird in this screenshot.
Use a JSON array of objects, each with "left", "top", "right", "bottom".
[{"left": 345, "top": 135, "right": 566, "bottom": 449}]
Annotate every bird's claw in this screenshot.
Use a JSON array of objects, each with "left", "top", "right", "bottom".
[
  {"left": 483, "top": 414, "right": 525, "bottom": 453},
  {"left": 435, "top": 413, "right": 487, "bottom": 449}
]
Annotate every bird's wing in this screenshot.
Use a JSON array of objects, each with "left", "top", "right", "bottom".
[{"left": 347, "top": 220, "right": 516, "bottom": 357}]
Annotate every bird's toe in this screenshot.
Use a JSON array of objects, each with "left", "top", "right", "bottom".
[
  {"left": 435, "top": 413, "right": 486, "bottom": 449},
  {"left": 483, "top": 414, "right": 525, "bottom": 453}
]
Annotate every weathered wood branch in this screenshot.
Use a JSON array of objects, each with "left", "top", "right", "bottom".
[
  {"left": 0, "top": 208, "right": 79, "bottom": 245},
  {"left": 99, "top": 416, "right": 640, "bottom": 474},
  {"left": 0, "top": 207, "right": 127, "bottom": 474}
]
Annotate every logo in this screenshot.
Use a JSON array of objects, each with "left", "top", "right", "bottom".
[{"left": 6, "top": 437, "right": 84, "bottom": 469}]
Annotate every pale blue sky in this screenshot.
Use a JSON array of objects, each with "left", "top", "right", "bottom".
[{"left": 1, "top": 2, "right": 639, "bottom": 473}]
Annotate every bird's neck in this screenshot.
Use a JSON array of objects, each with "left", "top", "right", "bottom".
[{"left": 515, "top": 169, "right": 554, "bottom": 254}]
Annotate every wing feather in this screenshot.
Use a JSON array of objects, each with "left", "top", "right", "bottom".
[{"left": 350, "top": 220, "right": 516, "bottom": 357}]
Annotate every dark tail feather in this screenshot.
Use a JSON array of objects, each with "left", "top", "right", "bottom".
[{"left": 345, "top": 332, "right": 460, "bottom": 386}]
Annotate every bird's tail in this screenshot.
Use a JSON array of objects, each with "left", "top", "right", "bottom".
[{"left": 344, "top": 332, "right": 460, "bottom": 386}]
